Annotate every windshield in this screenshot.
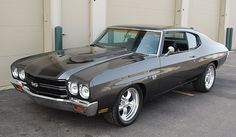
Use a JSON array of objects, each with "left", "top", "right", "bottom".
[{"left": 94, "top": 28, "right": 161, "bottom": 55}]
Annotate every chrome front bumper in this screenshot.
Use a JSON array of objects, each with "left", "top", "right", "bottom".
[{"left": 11, "top": 79, "right": 98, "bottom": 116}]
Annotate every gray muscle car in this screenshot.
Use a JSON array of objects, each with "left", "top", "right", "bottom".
[{"left": 11, "top": 25, "right": 228, "bottom": 126}]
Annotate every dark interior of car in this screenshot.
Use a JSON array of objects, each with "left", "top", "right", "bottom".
[{"left": 162, "top": 38, "right": 189, "bottom": 54}]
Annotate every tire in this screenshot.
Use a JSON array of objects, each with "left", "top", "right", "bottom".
[
  {"left": 193, "top": 63, "right": 216, "bottom": 93},
  {"left": 104, "top": 85, "right": 143, "bottom": 126}
]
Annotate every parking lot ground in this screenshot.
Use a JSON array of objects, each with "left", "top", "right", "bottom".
[{"left": 0, "top": 52, "right": 236, "bottom": 137}]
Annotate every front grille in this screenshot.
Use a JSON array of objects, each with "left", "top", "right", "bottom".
[{"left": 25, "top": 73, "right": 68, "bottom": 99}]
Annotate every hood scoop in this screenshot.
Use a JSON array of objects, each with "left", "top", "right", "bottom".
[
  {"left": 68, "top": 49, "right": 130, "bottom": 64},
  {"left": 69, "top": 56, "right": 94, "bottom": 63}
]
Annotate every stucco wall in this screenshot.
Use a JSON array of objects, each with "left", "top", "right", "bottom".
[
  {"left": 0, "top": 0, "right": 44, "bottom": 87},
  {"left": 188, "top": 0, "right": 221, "bottom": 41},
  {"left": 229, "top": 0, "right": 236, "bottom": 49},
  {"left": 107, "top": 0, "right": 176, "bottom": 26}
]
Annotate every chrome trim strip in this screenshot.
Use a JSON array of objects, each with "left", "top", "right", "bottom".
[
  {"left": 227, "top": 51, "right": 230, "bottom": 58},
  {"left": 157, "top": 31, "right": 164, "bottom": 57},
  {"left": 108, "top": 26, "right": 164, "bottom": 33},
  {"left": 11, "top": 78, "right": 26, "bottom": 85}
]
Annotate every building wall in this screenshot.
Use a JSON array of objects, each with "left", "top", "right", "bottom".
[
  {"left": 90, "top": 0, "right": 107, "bottom": 41},
  {"left": 107, "top": 0, "right": 176, "bottom": 26},
  {"left": 188, "top": 0, "right": 221, "bottom": 41},
  {"left": 61, "top": 0, "right": 90, "bottom": 49},
  {"left": 229, "top": 0, "right": 236, "bottom": 49},
  {"left": 106, "top": 0, "right": 223, "bottom": 43},
  {"left": 0, "top": 0, "right": 44, "bottom": 87}
]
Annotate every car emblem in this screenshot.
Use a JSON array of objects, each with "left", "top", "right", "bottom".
[
  {"left": 30, "top": 81, "right": 39, "bottom": 88},
  {"left": 151, "top": 75, "right": 157, "bottom": 80}
]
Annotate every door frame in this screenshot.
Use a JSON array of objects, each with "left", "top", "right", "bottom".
[
  {"left": 43, "top": 0, "right": 107, "bottom": 51},
  {"left": 43, "top": 0, "right": 53, "bottom": 52}
]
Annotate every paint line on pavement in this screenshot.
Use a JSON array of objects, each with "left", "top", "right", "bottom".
[{"left": 173, "top": 90, "right": 195, "bottom": 97}]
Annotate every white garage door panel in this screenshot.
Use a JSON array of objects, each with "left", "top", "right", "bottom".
[
  {"left": 108, "top": 0, "right": 175, "bottom": 26},
  {"left": 0, "top": 0, "right": 43, "bottom": 87},
  {"left": 189, "top": 0, "right": 220, "bottom": 41},
  {"left": 0, "top": 27, "right": 43, "bottom": 56},
  {"left": 0, "top": 1, "right": 42, "bottom": 26}
]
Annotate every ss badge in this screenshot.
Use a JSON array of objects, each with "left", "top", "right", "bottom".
[
  {"left": 30, "top": 81, "right": 39, "bottom": 88},
  {"left": 151, "top": 74, "right": 157, "bottom": 80}
]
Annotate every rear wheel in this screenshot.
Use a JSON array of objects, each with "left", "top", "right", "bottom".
[
  {"left": 193, "top": 63, "right": 216, "bottom": 93},
  {"left": 104, "top": 85, "right": 143, "bottom": 126}
]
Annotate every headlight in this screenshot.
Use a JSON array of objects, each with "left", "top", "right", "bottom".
[
  {"left": 19, "top": 70, "right": 26, "bottom": 80},
  {"left": 12, "top": 68, "right": 18, "bottom": 78},
  {"left": 68, "top": 82, "right": 79, "bottom": 95},
  {"left": 79, "top": 85, "right": 90, "bottom": 99}
]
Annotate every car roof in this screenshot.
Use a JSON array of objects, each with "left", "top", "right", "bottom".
[{"left": 108, "top": 25, "right": 193, "bottom": 31}]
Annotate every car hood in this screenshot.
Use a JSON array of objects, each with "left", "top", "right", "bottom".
[{"left": 16, "top": 46, "right": 146, "bottom": 80}]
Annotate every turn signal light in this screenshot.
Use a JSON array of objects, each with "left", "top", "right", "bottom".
[
  {"left": 15, "top": 85, "right": 23, "bottom": 92},
  {"left": 98, "top": 108, "right": 109, "bottom": 114},
  {"left": 73, "top": 105, "right": 85, "bottom": 113}
]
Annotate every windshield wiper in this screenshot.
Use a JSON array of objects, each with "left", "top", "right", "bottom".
[{"left": 90, "top": 43, "right": 104, "bottom": 48}]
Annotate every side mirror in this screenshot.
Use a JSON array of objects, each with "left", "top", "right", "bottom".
[{"left": 165, "top": 46, "right": 175, "bottom": 56}]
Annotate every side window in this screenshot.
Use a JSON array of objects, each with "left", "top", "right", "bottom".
[
  {"left": 186, "top": 33, "right": 198, "bottom": 49},
  {"left": 162, "top": 31, "right": 188, "bottom": 54}
]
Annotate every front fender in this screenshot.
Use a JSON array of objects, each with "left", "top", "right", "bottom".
[{"left": 89, "top": 57, "right": 161, "bottom": 110}]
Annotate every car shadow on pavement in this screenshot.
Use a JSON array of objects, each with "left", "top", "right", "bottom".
[{"left": 27, "top": 83, "right": 199, "bottom": 128}]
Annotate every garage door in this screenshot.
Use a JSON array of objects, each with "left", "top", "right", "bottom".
[
  {"left": 107, "top": 0, "right": 176, "bottom": 26},
  {"left": 0, "top": 0, "right": 44, "bottom": 87},
  {"left": 188, "top": 0, "right": 221, "bottom": 41}
]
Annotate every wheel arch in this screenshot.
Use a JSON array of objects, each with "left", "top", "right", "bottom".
[
  {"left": 135, "top": 83, "right": 147, "bottom": 100},
  {"left": 113, "top": 83, "right": 147, "bottom": 104},
  {"left": 212, "top": 60, "right": 218, "bottom": 68}
]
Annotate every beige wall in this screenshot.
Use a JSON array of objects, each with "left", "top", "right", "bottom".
[
  {"left": 61, "top": 0, "right": 90, "bottom": 49},
  {"left": 229, "top": 0, "right": 236, "bottom": 49},
  {"left": 0, "top": 0, "right": 44, "bottom": 87},
  {"left": 188, "top": 0, "right": 221, "bottom": 41},
  {"left": 90, "top": 0, "right": 107, "bottom": 41},
  {"left": 107, "top": 0, "right": 176, "bottom": 26},
  {"left": 107, "top": 0, "right": 224, "bottom": 43}
]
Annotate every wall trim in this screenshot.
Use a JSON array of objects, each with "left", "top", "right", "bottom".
[
  {"left": 218, "top": 0, "right": 231, "bottom": 44},
  {"left": 175, "top": 0, "right": 189, "bottom": 27},
  {"left": 43, "top": 0, "right": 62, "bottom": 52},
  {"left": 43, "top": 0, "right": 53, "bottom": 52}
]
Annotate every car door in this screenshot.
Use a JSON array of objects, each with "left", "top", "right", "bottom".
[
  {"left": 158, "top": 31, "right": 197, "bottom": 93},
  {"left": 186, "top": 32, "right": 205, "bottom": 77}
]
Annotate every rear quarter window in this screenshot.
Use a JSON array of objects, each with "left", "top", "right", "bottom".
[{"left": 186, "top": 33, "right": 198, "bottom": 49}]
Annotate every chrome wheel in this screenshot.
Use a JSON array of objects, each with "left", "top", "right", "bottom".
[
  {"left": 205, "top": 65, "right": 215, "bottom": 89},
  {"left": 118, "top": 88, "right": 139, "bottom": 122}
]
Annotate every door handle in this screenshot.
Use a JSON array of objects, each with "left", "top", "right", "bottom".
[{"left": 189, "top": 55, "right": 196, "bottom": 58}]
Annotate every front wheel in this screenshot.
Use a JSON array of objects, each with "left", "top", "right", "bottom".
[
  {"left": 193, "top": 63, "right": 216, "bottom": 93},
  {"left": 104, "top": 85, "right": 143, "bottom": 126}
]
